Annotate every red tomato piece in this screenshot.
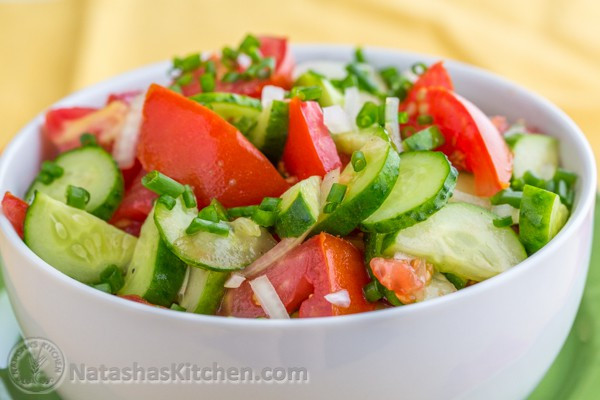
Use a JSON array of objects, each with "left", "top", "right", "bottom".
[
  {"left": 43, "top": 101, "right": 129, "bottom": 152},
  {"left": 120, "top": 158, "right": 143, "bottom": 190},
  {"left": 282, "top": 98, "right": 341, "bottom": 180},
  {"left": 1, "top": 192, "right": 28, "bottom": 238},
  {"left": 106, "top": 90, "right": 143, "bottom": 105},
  {"left": 370, "top": 257, "right": 433, "bottom": 304},
  {"left": 220, "top": 233, "right": 373, "bottom": 318},
  {"left": 109, "top": 168, "right": 156, "bottom": 236},
  {"left": 424, "top": 88, "right": 512, "bottom": 196},
  {"left": 400, "top": 61, "right": 453, "bottom": 115},
  {"left": 137, "top": 84, "right": 289, "bottom": 208}
]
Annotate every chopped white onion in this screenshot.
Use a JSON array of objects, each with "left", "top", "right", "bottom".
[
  {"left": 292, "top": 60, "right": 348, "bottom": 80},
  {"left": 491, "top": 204, "right": 519, "bottom": 224},
  {"left": 237, "top": 53, "right": 252, "bottom": 69},
  {"left": 402, "top": 68, "right": 419, "bottom": 84},
  {"left": 393, "top": 251, "right": 414, "bottom": 261},
  {"left": 324, "top": 289, "right": 351, "bottom": 308},
  {"left": 177, "top": 267, "right": 191, "bottom": 303},
  {"left": 323, "top": 105, "right": 352, "bottom": 134},
  {"left": 450, "top": 190, "right": 491, "bottom": 209},
  {"left": 112, "top": 93, "right": 145, "bottom": 169},
  {"left": 423, "top": 273, "right": 457, "bottom": 301},
  {"left": 242, "top": 234, "right": 309, "bottom": 278},
  {"left": 261, "top": 85, "right": 285, "bottom": 108},
  {"left": 224, "top": 273, "right": 246, "bottom": 289},
  {"left": 249, "top": 275, "right": 290, "bottom": 319},
  {"left": 320, "top": 168, "right": 341, "bottom": 209},
  {"left": 200, "top": 51, "right": 213, "bottom": 62},
  {"left": 384, "top": 97, "right": 403, "bottom": 152},
  {"left": 343, "top": 87, "right": 361, "bottom": 130}
]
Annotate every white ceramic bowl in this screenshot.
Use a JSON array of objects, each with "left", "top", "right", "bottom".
[{"left": 0, "top": 45, "right": 596, "bottom": 400}]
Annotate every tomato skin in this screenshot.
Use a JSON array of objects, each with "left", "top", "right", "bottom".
[
  {"left": 106, "top": 90, "right": 143, "bottom": 105},
  {"left": 424, "top": 88, "right": 512, "bottom": 196},
  {"left": 109, "top": 168, "right": 156, "bottom": 236},
  {"left": 283, "top": 98, "right": 342, "bottom": 180},
  {"left": 137, "top": 84, "right": 289, "bottom": 208},
  {"left": 181, "top": 36, "right": 294, "bottom": 98},
  {"left": 1, "top": 192, "right": 28, "bottom": 238},
  {"left": 370, "top": 257, "right": 433, "bottom": 304},
  {"left": 220, "top": 233, "right": 373, "bottom": 318}
]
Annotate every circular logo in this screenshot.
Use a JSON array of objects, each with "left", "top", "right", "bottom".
[{"left": 7, "top": 338, "right": 65, "bottom": 394}]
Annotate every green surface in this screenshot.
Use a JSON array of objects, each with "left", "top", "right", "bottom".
[{"left": 0, "top": 198, "right": 598, "bottom": 399}]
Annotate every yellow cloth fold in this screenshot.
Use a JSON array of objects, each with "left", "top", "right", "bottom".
[{"left": 1, "top": 0, "right": 598, "bottom": 181}]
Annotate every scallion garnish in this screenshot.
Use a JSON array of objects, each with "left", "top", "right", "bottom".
[
  {"left": 186, "top": 218, "right": 230, "bottom": 236},
  {"left": 416, "top": 114, "right": 434, "bottom": 125},
  {"left": 228, "top": 205, "right": 258, "bottom": 218},
  {"left": 363, "top": 281, "right": 383, "bottom": 302},
  {"left": 326, "top": 183, "right": 347, "bottom": 204},
  {"left": 411, "top": 62, "right": 428, "bottom": 76},
  {"left": 172, "top": 53, "right": 201, "bottom": 73},
  {"left": 490, "top": 189, "right": 523, "bottom": 208},
  {"left": 554, "top": 168, "right": 578, "bottom": 187},
  {"left": 157, "top": 194, "right": 176, "bottom": 210},
  {"left": 66, "top": 185, "right": 90, "bottom": 209},
  {"left": 238, "top": 34, "right": 261, "bottom": 54},
  {"left": 252, "top": 209, "right": 277, "bottom": 227},
  {"left": 222, "top": 71, "right": 240, "bottom": 83},
  {"left": 41, "top": 161, "right": 64, "bottom": 179},
  {"left": 79, "top": 133, "right": 97, "bottom": 146},
  {"left": 37, "top": 172, "right": 54, "bottom": 185},
  {"left": 289, "top": 86, "right": 322, "bottom": 101},
  {"left": 346, "top": 63, "right": 384, "bottom": 97},
  {"left": 259, "top": 197, "right": 281, "bottom": 212},
  {"left": 398, "top": 111, "right": 409, "bottom": 124},
  {"left": 354, "top": 47, "right": 366, "bottom": 63},
  {"left": 351, "top": 150, "right": 367, "bottom": 172},
  {"left": 100, "top": 264, "right": 124, "bottom": 293},
  {"left": 142, "top": 170, "right": 185, "bottom": 198},
  {"left": 176, "top": 72, "right": 193, "bottom": 86},
  {"left": 323, "top": 202, "right": 339, "bottom": 214},
  {"left": 356, "top": 101, "right": 379, "bottom": 128},
  {"left": 200, "top": 73, "right": 215, "bottom": 92},
  {"left": 493, "top": 216, "right": 514, "bottom": 228},
  {"left": 182, "top": 185, "right": 197, "bottom": 209},
  {"left": 198, "top": 199, "right": 229, "bottom": 222}
]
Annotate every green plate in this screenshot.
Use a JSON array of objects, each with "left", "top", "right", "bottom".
[{"left": 0, "top": 198, "right": 598, "bottom": 399}]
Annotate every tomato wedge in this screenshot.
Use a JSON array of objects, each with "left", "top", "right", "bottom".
[
  {"left": 220, "top": 233, "right": 373, "bottom": 318},
  {"left": 1, "top": 192, "right": 28, "bottom": 238},
  {"left": 283, "top": 98, "right": 341, "bottom": 180},
  {"left": 137, "top": 84, "right": 289, "bottom": 208},
  {"left": 109, "top": 168, "right": 156, "bottom": 236},
  {"left": 401, "top": 61, "right": 453, "bottom": 113},
  {"left": 181, "top": 36, "right": 294, "bottom": 98},
  {"left": 370, "top": 257, "right": 433, "bottom": 304}
]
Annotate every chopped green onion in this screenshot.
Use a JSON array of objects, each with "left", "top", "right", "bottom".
[
  {"left": 198, "top": 199, "right": 229, "bottom": 222},
  {"left": 289, "top": 86, "right": 322, "bottom": 101},
  {"left": 504, "top": 133, "right": 524, "bottom": 148},
  {"left": 66, "top": 185, "right": 90, "bottom": 209},
  {"left": 331, "top": 74, "right": 358, "bottom": 91},
  {"left": 354, "top": 47, "right": 366, "bottom": 63},
  {"left": 200, "top": 73, "right": 215, "bottom": 92},
  {"left": 205, "top": 60, "right": 216, "bottom": 75},
  {"left": 557, "top": 179, "right": 568, "bottom": 201},
  {"left": 100, "top": 264, "right": 124, "bottom": 293},
  {"left": 170, "top": 303, "right": 187, "bottom": 312},
  {"left": 444, "top": 273, "right": 467, "bottom": 290},
  {"left": 38, "top": 171, "right": 54, "bottom": 185},
  {"left": 323, "top": 202, "right": 339, "bottom": 214},
  {"left": 142, "top": 170, "right": 185, "bottom": 198},
  {"left": 363, "top": 281, "right": 383, "bottom": 302},
  {"left": 173, "top": 53, "right": 201, "bottom": 72},
  {"left": 228, "top": 205, "right": 258, "bottom": 218},
  {"left": 402, "top": 125, "right": 445, "bottom": 151},
  {"left": 545, "top": 179, "right": 556, "bottom": 193},
  {"left": 239, "top": 34, "right": 261, "bottom": 54},
  {"left": 398, "top": 111, "right": 409, "bottom": 124},
  {"left": 246, "top": 46, "right": 262, "bottom": 63},
  {"left": 490, "top": 189, "right": 523, "bottom": 208},
  {"left": 416, "top": 114, "right": 434, "bottom": 125},
  {"left": 379, "top": 66, "right": 399, "bottom": 86},
  {"left": 157, "top": 194, "right": 176, "bottom": 210},
  {"left": 251, "top": 209, "right": 277, "bottom": 227},
  {"left": 93, "top": 282, "right": 112, "bottom": 294},
  {"left": 401, "top": 126, "right": 416, "bottom": 139},
  {"left": 259, "top": 197, "right": 281, "bottom": 212},
  {"left": 411, "top": 62, "right": 428, "bottom": 76},
  {"left": 356, "top": 101, "right": 379, "bottom": 128},
  {"left": 493, "top": 216, "right": 514, "bottom": 228},
  {"left": 175, "top": 72, "right": 193, "bottom": 86},
  {"left": 182, "top": 185, "right": 197, "bottom": 209},
  {"left": 351, "top": 150, "right": 367, "bottom": 172},
  {"left": 511, "top": 178, "right": 525, "bottom": 191},
  {"left": 554, "top": 168, "right": 578, "bottom": 187},
  {"left": 79, "top": 133, "right": 97, "bottom": 146},
  {"left": 222, "top": 71, "right": 240, "bottom": 83},
  {"left": 41, "top": 161, "right": 64, "bottom": 179},
  {"left": 186, "top": 218, "right": 230, "bottom": 236},
  {"left": 327, "top": 183, "right": 347, "bottom": 204},
  {"left": 169, "top": 83, "right": 182, "bottom": 94},
  {"left": 523, "top": 170, "right": 546, "bottom": 189},
  {"left": 346, "top": 63, "right": 384, "bottom": 97}
]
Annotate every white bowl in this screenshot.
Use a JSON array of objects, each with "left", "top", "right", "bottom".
[{"left": 0, "top": 45, "right": 596, "bottom": 400}]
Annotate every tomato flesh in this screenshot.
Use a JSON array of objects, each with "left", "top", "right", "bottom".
[
  {"left": 1, "top": 192, "right": 28, "bottom": 238},
  {"left": 137, "top": 84, "right": 289, "bottom": 208},
  {"left": 283, "top": 98, "right": 341, "bottom": 180},
  {"left": 109, "top": 168, "right": 156, "bottom": 236},
  {"left": 220, "top": 233, "right": 373, "bottom": 318},
  {"left": 370, "top": 257, "right": 433, "bottom": 304}
]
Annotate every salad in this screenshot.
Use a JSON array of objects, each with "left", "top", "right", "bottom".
[{"left": 1, "top": 35, "right": 578, "bottom": 319}]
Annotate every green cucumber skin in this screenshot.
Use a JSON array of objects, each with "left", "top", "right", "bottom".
[
  {"left": 261, "top": 100, "right": 289, "bottom": 164},
  {"left": 519, "top": 185, "right": 569, "bottom": 254},
  {"left": 26, "top": 146, "right": 124, "bottom": 221},
  {"left": 361, "top": 152, "right": 458, "bottom": 233},
  {"left": 294, "top": 72, "right": 343, "bottom": 107},
  {"left": 275, "top": 194, "right": 316, "bottom": 238},
  {"left": 190, "top": 92, "right": 262, "bottom": 110},
  {"left": 188, "top": 269, "right": 229, "bottom": 315},
  {"left": 312, "top": 145, "right": 401, "bottom": 236},
  {"left": 142, "top": 239, "right": 188, "bottom": 306}
]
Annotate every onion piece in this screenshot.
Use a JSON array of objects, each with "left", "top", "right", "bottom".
[
  {"left": 261, "top": 85, "right": 285, "bottom": 108},
  {"left": 491, "top": 204, "right": 519, "bottom": 224},
  {"left": 324, "top": 289, "right": 351, "bottom": 308},
  {"left": 323, "top": 105, "right": 352, "bottom": 134},
  {"left": 237, "top": 53, "right": 252, "bottom": 69},
  {"left": 112, "top": 93, "right": 145, "bottom": 169},
  {"left": 319, "top": 168, "right": 341, "bottom": 210},
  {"left": 249, "top": 275, "right": 290, "bottom": 319},
  {"left": 224, "top": 273, "right": 246, "bottom": 289},
  {"left": 450, "top": 189, "right": 491, "bottom": 209},
  {"left": 384, "top": 97, "right": 403, "bottom": 152},
  {"left": 242, "top": 234, "right": 308, "bottom": 278},
  {"left": 176, "top": 267, "right": 191, "bottom": 304},
  {"left": 343, "top": 87, "right": 361, "bottom": 130},
  {"left": 292, "top": 60, "right": 348, "bottom": 80}
]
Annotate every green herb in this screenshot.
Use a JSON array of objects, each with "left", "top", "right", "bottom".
[
  {"left": 251, "top": 209, "right": 277, "bottom": 227},
  {"left": 259, "top": 197, "right": 281, "bottom": 212},
  {"left": 186, "top": 218, "right": 230, "bottom": 236},
  {"left": 354, "top": 47, "right": 366, "bottom": 63},
  {"left": 79, "top": 133, "right": 97, "bottom": 147},
  {"left": 228, "top": 205, "right": 258, "bottom": 218},
  {"left": 182, "top": 185, "right": 197, "bottom": 209},
  {"left": 326, "top": 183, "right": 347, "bottom": 204},
  {"left": 351, "top": 150, "right": 367, "bottom": 172},
  {"left": 100, "top": 265, "right": 124, "bottom": 293},
  {"left": 411, "top": 62, "right": 428, "bottom": 76},
  {"left": 356, "top": 101, "right": 380, "bottom": 128},
  {"left": 142, "top": 170, "right": 185, "bottom": 198},
  {"left": 416, "top": 114, "right": 434, "bottom": 125},
  {"left": 157, "top": 194, "right": 176, "bottom": 210},
  {"left": 65, "top": 185, "right": 90, "bottom": 209},
  {"left": 41, "top": 161, "right": 64, "bottom": 179},
  {"left": 363, "top": 281, "right": 383, "bottom": 302},
  {"left": 490, "top": 189, "right": 523, "bottom": 208},
  {"left": 289, "top": 86, "right": 322, "bottom": 101},
  {"left": 493, "top": 216, "right": 514, "bottom": 228}
]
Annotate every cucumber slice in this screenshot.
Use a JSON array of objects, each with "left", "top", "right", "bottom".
[
  {"left": 332, "top": 126, "right": 390, "bottom": 155},
  {"left": 519, "top": 185, "right": 569, "bottom": 254},
  {"left": 118, "top": 208, "right": 187, "bottom": 306},
  {"left": 275, "top": 176, "right": 321, "bottom": 237},
  {"left": 179, "top": 267, "right": 229, "bottom": 314},
  {"left": 294, "top": 71, "right": 344, "bottom": 107},
  {"left": 247, "top": 99, "right": 289, "bottom": 163},
  {"left": 382, "top": 202, "right": 527, "bottom": 281},
  {"left": 24, "top": 192, "right": 137, "bottom": 284},
  {"left": 26, "top": 146, "right": 124, "bottom": 220},
  {"left": 312, "top": 136, "right": 400, "bottom": 236},
  {"left": 362, "top": 151, "right": 457, "bottom": 233},
  {"left": 511, "top": 134, "right": 559, "bottom": 180},
  {"left": 154, "top": 197, "right": 277, "bottom": 271},
  {"left": 190, "top": 92, "right": 262, "bottom": 134}
]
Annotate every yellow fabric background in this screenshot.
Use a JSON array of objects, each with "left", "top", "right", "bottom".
[{"left": 1, "top": 0, "right": 598, "bottom": 181}]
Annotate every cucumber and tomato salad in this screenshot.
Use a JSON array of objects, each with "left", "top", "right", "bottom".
[{"left": 3, "top": 35, "right": 578, "bottom": 319}]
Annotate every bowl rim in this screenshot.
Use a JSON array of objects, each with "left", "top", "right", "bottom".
[{"left": 0, "top": 44, "right": 596, "bottom": 328}]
